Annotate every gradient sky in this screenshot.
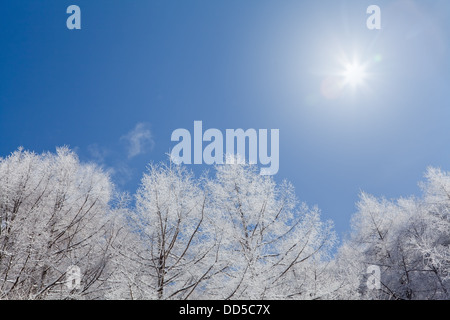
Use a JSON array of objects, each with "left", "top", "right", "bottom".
[{"left": 1, "top": 0, "right": 450, "bottom": 239}]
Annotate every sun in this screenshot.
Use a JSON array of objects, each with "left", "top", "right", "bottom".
[
  {"left": 342, "top": 62, "right": 367, "bottom": 87},
  {"left": 320, "top": 50, "right": 374, "bottom": 99}
]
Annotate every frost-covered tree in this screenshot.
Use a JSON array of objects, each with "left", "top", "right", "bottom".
[
  {"left": 107, "top": 159, "right": 337, "bottom": 300},
  {"left": 336, "top": 167, "right": 450, "bottom": 300},
  {"left": 117, "top": 163, "right": 218, "bottom": 300},
  {"left": 0, "top": 147, "right": 120, "bottom": 300},
  {"left": 204, "top": 160, "right": 336, "bottom": 299},
  {"left": 17, "top": 146, "right": 450, "bottom": 300}
]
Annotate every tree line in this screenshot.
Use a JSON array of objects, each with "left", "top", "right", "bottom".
[{"left": 0, "top": 147, "right": 448, "bottom": 299}]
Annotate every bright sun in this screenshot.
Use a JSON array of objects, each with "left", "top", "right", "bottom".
[
  {"left": 342, "top": 62, "right": 367, "bottom": 87},
  {"left": 321, "top": 52, "right": 373, "bottom": 99}
]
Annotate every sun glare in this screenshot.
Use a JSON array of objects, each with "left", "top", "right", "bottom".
[
  {"left": 321, "top": 51, "right": 374, "bottom": 99},
  {"left": 342, "top": 62, "right": 366, "bottom": 87}
]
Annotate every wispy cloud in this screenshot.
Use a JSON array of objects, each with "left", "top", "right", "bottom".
[
  {"left": 87, "top": 143, "right": 110, "bottom": 164},
  {"left": 120, "top": 122, "right": 155, "bottom": 159},
  {"left": 113, "top": 162, "right": 134, "bottom": 186}
]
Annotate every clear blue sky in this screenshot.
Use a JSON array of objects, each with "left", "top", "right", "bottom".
[{"left": 1, "top": 0, "right": 450, "bottom": 239}]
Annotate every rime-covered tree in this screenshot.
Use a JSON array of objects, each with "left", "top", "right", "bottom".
[
  {"left": 107, "top": 159, "right": 337, "bottom": 300},
  {"left": 335, "top": 167, "right": 450, "bottom": 300},
  {"left": 118, "top": 163, "right": 218, "bottom": 300},
  {"left": 203, "top": 160, "right": 336, "bottom": 299},
  {"left": 10, "top": 147, "right": 449, "bottom": 300},
  {"left": 0, "top": 147, "right": 120, "bottom": 299}
]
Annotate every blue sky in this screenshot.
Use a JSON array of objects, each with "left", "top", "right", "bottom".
[{"left": 1, "top": 0, "right": 450, "bottom": 239}]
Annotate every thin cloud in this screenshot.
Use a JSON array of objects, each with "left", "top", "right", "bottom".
[
  {"left": 121, "top": 122, "right": 155, "bottom": 159},
  {"left": 87, "top": 143, "right": 109, "bottom": 164}
]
